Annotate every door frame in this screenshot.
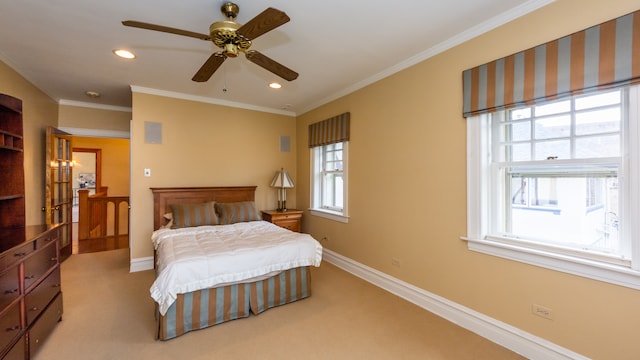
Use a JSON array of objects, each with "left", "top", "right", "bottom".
[{"left": 72, "top": 147, "right": 102, "bottom": 191}]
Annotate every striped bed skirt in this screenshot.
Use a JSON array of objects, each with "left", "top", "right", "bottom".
[{"left": 157, "top": 266, "right": 312, "bottom": 340}]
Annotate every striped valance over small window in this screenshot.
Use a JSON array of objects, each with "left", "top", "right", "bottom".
[
  {"left": 308, "top": 112, "right": 350, "bottom": 148},
  {"left": 462, "top": 9, "right": 640, "bottom": 117}
]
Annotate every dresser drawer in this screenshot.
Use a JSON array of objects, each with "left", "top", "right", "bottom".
[
  {"left": 0, "top": 301, "right": 22, "bottom": 352},
  {"left": 28, "top": 293, "right": 62, "bottom": 358},
  {"left": 0, "top": 241, "right": 35, "bottom": 270},
  {"left": 2, "top": 334, "right": 25, "bottom": 360},
  {"left": 23, "top": 242, "right": 57, "bottom": 291},
  {"left": 25, "top": 267, "right": 61, "bottom": 325},
  {"left": 276, "top": 219, "right": 300, "bottom": 232},
  {"left": 35, "top": 229, "right": 58, "bottom": 249},
  {"left": 261, "top": 210, "right": 303, "bottom": 233},
  {"left": 0, "top": 266, "right": 19, "bottom": 311}
]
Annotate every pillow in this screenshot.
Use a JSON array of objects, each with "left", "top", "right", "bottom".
[
  {"left": 170, "top": 201, "right": 219, "bottom": 229},
  {"left": 160, "top": 212, "right": 173, "bottom": 229},
  {"left": 215, "top": 201, "right": 261, "bottom": 225}
]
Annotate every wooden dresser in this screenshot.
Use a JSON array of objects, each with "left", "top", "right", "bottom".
[
  {"left": 0, "top": 225, "right": 63, "bottom": 360},
  {"left": 261, "top": 210, "right": 303, "bottom": 233},
  {"left": 0, "top": 94, "right": 63, "bottom": 359}
]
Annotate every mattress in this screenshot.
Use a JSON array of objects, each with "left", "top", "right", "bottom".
[{"left": 151, "top": 220, "right": 323, "bottom": 315}]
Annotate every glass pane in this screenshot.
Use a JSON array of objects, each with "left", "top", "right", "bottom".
[
  {"left": 322, "top": 173, "right": 343, "bottom": 209},
  {"left": 500, "top": 122, "right": 530, "bottom": 142},
  {"left": 575, "top": 90, "right": 620, "bottom": 110},
  {"left": 535, "top": 115, "right": 571, "bottom": 139},
  {"left": 510, "top": 177, "right": 558, "bottom": 207},
  {"left": 507, "top": 175, "right": 620, "bottom": 255},
  {"left": 575, "top": 134, "right": 620, "bottom": 158},
  {"left": 534, "top": 139, "right": 570, "bottom": 160},
  {"left": 575, "top": 108, "right": 620, "bottom": 135},
  {"left": 60, "top": 224, "right": 70, "bottom": 247},
  {"left": 500, "top": 143, "right": 531, "bottom": 162},
  {"left": 510, "top": 108, "right": 531, "bottom": 120},
  {"left": 534, "top": 100, "right": 570, "bottom": 116}
]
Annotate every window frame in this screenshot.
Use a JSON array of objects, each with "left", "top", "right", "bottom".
[
  {"left": 310, "top": 141, "right": 349, "bottom": 223},
  {"left": 463, "top": 85, "right": 640, "bottom": 290}
]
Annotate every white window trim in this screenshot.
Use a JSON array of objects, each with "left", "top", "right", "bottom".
[
  {"left": 309, "top": 142, "right": 349, "bottom": 223},
  {"left": 462, "top": 86, "right": 640, "bottom": 290}
]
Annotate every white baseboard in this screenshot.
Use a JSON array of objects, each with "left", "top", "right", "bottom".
[
  {"left": 322, "top": 249, "right": 588, "bottom": 360},
  {"left": 130, "top": 256, "right": 154, "bottom": 273}
]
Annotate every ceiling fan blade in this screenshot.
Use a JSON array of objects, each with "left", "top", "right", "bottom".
[
  {"left": 245, "top": 50, "right": 298, "bottom": 81},
  {"left": 192, "top": 53, "right": 227, "bottom": 82},
  {"left": 122, "top": 20, "right": 210, "bottom": 41},
  {"left": 236, "top": 8, "right": 290, "bottom": 41}
]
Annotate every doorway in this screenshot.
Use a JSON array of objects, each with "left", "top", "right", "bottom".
[{"left": 71, "top": 148, "right": 102, "bottom": 254}]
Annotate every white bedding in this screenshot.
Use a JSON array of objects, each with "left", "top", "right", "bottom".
[{"left": 150, "top": 220, "right": 323, "bottom": 315}]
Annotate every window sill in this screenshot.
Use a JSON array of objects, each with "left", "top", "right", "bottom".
[
  {"left": 309, "top": 208, "right": 349, "bottom": 223},
  {"left": 461, "top": 236, "right": 640, "bottom": 290}
]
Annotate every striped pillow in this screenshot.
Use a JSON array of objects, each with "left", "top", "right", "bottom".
[
  {"left": 170, "top": 201, "right": 219, "bottom": 229},
  {"left": 215, "top": 201, "right": 261, "bottom": 225}
]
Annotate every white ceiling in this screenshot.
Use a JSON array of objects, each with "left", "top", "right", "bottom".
[{"left": 0, "top": 0, "right": 552, "bottom": 115}]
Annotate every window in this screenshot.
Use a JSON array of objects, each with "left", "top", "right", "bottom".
[
  {"left": 310, "top": 141, "right": 348, "bottom": 223},
  {"left": 465, "top": 85, "right": 640, "bottom": 289}
]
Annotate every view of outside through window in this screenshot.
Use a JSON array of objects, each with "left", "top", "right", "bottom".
[
  {"left": 321, "top": 142, "right": 344, "bottom": 211},
  {"left": 493, "top": 89, "right": 624, "bottom": 259}
]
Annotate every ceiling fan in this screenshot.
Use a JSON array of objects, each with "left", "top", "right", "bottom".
[{"left": 122, "top": 2, "right": 298, "bottom": 82}]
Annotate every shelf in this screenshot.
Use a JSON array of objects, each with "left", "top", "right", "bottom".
[
  {"left": 0, "top": 123, "right": 23, "bottom": 151},
  {"left": 0, "top": 93, "right": 25, "bottom": 229},
  {"left": 0, "top": 194, "right": 24, "bottom": 201}
]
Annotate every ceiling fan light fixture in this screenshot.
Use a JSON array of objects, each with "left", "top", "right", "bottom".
[
  {"left": 224, "top": 43, "right": 239, "bottom": 57},
  {"left": 113, "top": 49, "right": 136, "bottom": 59},
  {"left": 269, "top": 82, "right": 282, "bottom": 89}
]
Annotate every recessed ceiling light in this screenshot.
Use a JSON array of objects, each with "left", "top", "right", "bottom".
[
  {"left": 269, "top": 82, "right": 282, "bottom": 89},
  {"left": 113, "top": 49, "right": 136, "bottom": 59}
]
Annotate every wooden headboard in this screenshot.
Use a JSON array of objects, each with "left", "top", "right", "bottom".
[{"left": 150, "top": 186, "right": 257, "bottom": 230}]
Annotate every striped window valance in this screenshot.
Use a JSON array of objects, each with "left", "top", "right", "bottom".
[
  {"left": 308, "top": 112, "right": 350, "bottom": 148},
  {"left": 462, "top": 9, "right": 640, "bottom": 117}
]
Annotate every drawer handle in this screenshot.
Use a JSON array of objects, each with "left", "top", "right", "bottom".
[
  {"left": 29, "top": 306, "right": 39, "bottom": 311},
  {"left": 45, "top": 237, "right": 54, "bottom": 242},
  {"left": 3, "top": 288, "right": 18, "bottom": 294},
  {"left": 50, "top": 257, "right": 58, "bottom": 262},
  {"left": 25, "top": 275, "right": 35, "bottom": 280},
  {"left": 13, "top": 252, "right": 26, "bottom": 258},
  {"left": 5, "top": 325, "right": 19, "bottom": 332}
]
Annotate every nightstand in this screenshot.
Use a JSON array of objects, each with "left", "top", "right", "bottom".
[{"left": 261, "top": 210, "right": 303, "bottom": 233}]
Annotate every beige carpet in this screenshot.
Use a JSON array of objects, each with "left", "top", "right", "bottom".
[{"left": 34, "top": 249, "right": 524, "bottom": 360}]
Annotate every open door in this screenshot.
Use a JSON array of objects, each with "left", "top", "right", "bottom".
[{"left": 45, "top": 126, "right": 73, "bottom": 261}]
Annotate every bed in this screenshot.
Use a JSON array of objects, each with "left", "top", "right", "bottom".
[{"left": 150, "top": 186, "right": 323, "bottom": 340}]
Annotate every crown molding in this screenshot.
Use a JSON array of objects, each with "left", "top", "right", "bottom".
[
  {"left": 130, "top": 85, "right": 296, "bottom": 117},
  {"left": 58, "top": 99, "right": 132, "bottom": 112}
]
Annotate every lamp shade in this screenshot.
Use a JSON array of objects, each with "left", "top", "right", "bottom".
[{"left": 270, "top": 168, "right": 294, "bottom": 188}]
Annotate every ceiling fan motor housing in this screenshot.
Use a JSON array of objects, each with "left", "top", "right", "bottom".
[{"left": 209, "top": 20, "right": 251, "bottom": 57}]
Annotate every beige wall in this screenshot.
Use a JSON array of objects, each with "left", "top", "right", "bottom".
[
  {"left": 72, "top": 137, "right": 130, "bottom": 196},
  {"left": 296, "top": 1, "right": 640, "bottom": 359},
  {"left": 0, "top": 60, "right": 58, "bottom": 225},
  {"left": 59, "top": 105, "right": 130, "bottom": 132},
  {"left": 129, "top": 92, "right": 297, "bottom": 260},
  {"left": 4, "top": 0, "right": 640, "bottom": 357}
]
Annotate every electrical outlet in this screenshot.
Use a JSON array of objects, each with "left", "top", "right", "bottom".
[
  {"left": 391, "top": 258, "right": 401, "bottom": 267},
  {"left": 532, "top": 304, "right": 553, "bottom": 320}
]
